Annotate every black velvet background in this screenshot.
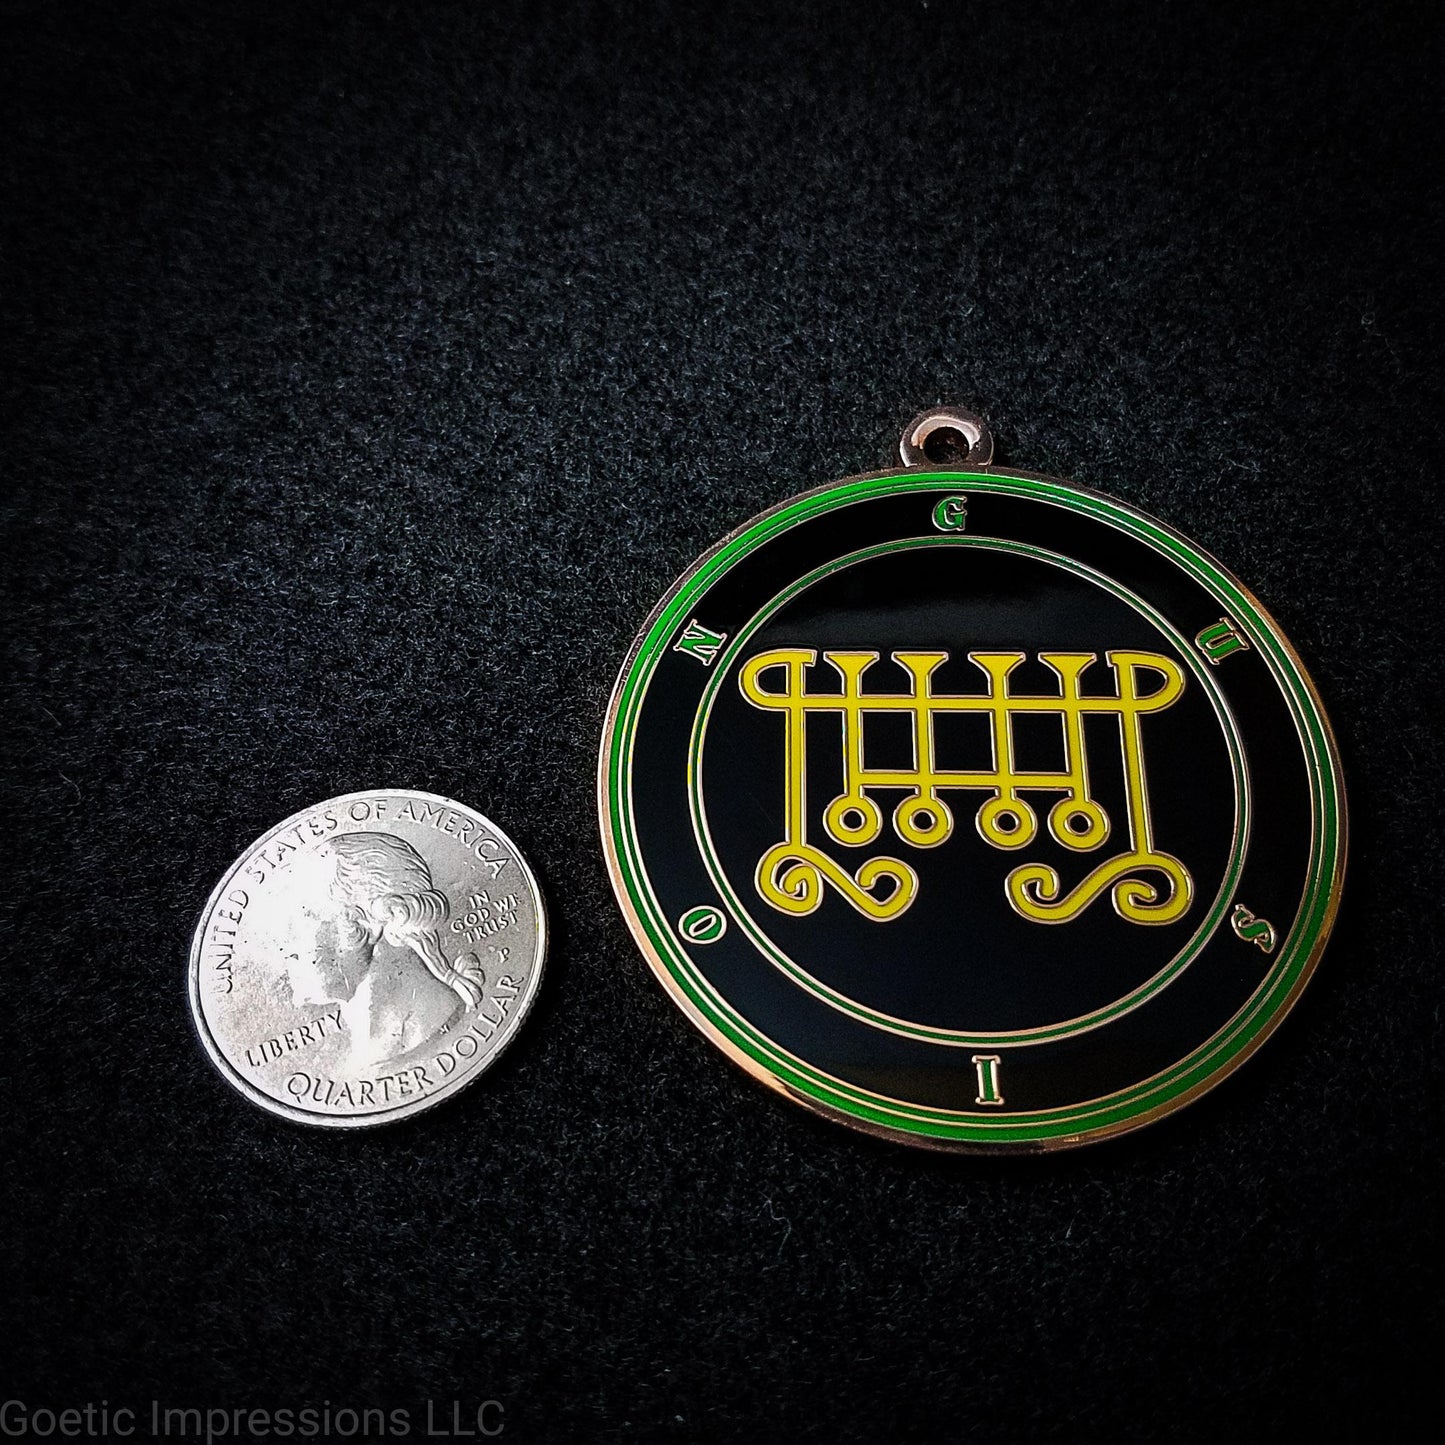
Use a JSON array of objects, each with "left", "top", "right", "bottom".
[{"left": 3, "top": 2, "right": 1441, "bottom": 1440}]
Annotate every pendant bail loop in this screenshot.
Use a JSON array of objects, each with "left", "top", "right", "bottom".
[{"left": 900, "top": 406, "right": 994, "bottom": 468}]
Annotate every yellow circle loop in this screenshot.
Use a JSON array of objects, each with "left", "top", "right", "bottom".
[
  {"left": 824, "top": 793, "right": 883, "bottom": 846},
  {"left": 1048, "top": 798, "right": 1110, "bottom": 851},
  {"left": 976, "top": 795, "right": 1038, "bottom": 849},
  {"left": 893, "top": 794, "right": 954, "bottom": 847}
]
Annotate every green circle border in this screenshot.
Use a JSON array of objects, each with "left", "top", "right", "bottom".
[{"left": 598, "top": 470, "right": 1347, "bottom": 1150}]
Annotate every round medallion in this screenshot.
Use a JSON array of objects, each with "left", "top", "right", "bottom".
[{"left": 599, "top": 411, "right": 1346, "bottom": 1150}]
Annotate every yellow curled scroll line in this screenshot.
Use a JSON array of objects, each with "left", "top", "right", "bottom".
[
  {"left": 1006, "top": 850, "right": 1194, "bottom": 925},
  {"left": 756, "top": 842, "right": 918, "bottom": 921}
]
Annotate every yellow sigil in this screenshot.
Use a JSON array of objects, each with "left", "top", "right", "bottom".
[{"left": 738, "top": 646, "right": 1193, "bottom": 926}]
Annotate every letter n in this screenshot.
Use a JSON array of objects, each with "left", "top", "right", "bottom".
[{"left": 674, "top": 618, "right": 728, "bottom": 666}]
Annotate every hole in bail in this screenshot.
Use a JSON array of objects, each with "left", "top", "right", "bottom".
[
  {"left": 900, "top": 406, "right": 994, "bottom": 468},
  {"left": 921, "top": 425, "right": 974, "bottom": 465}
]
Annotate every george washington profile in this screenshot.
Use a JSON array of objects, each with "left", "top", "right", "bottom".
[{"left": 272, "top": 831, "right": 485, "bottom": 1064}]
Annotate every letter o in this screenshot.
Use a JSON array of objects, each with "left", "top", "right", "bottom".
[{"left": 456, "top": 1035, "right": 478, "bottom": 1059}]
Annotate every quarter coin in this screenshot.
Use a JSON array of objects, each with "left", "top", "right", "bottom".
[{"left": 188, "top": 789, "right": 546, "bottom": 1126}]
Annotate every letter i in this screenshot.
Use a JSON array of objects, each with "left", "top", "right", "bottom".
[{"left": 971, "top": 1054, "right": 1004, "bottom": 1106}]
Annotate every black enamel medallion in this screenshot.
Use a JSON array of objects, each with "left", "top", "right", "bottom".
[{"left": 600, "top": 412, "right": 1346, "bottom": 1150}]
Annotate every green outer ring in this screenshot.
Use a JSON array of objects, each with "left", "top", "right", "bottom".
[
  {"left": 598, "top": 470, "right": 1347, "bottom": 1149},
  {"left": 687, "top": 534, "right": 1251, "bottom": 1048}
]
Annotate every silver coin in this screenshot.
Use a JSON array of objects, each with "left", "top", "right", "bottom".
[{"left": 187, "top": 789, "right": 547, "bottom": 1127}]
